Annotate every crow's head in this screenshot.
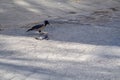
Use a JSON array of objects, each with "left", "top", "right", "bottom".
[{"left": 44, "top": 20, "right": 50, "bottom": 26}]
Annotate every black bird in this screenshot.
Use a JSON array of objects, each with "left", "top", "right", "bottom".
[{"left": 26, "top": 20, "right": 50, "bottom": 33}]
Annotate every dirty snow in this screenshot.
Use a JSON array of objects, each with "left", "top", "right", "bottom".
[{"left": 0, "top": 0, "right": 120, "bottom": 80}]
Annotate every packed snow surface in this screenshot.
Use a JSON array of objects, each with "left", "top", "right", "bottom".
[{"left": 0, "top": 0, "right": 120, "bottom": 80}]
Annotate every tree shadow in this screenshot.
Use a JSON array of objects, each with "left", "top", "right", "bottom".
[
  {"left": 48, "top": 23, "right": 120, "bottom": 46},
  {"left": 0, "top": 49, "right": 120, "bottom": 80},
  {"left": 0, "top": 22, "right": 120, "bottom": 47}
]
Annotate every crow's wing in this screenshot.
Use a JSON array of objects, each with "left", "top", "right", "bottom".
[
  {"left": 26, "top": 24, "right": 44, "bottom": 32},
  {"left": 31, "top": 24, "right": 44, "bottom": 30}
]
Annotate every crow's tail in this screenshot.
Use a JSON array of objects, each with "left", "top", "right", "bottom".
[{"left": 26, "top": 28, "right": 33, "bottom": 32}]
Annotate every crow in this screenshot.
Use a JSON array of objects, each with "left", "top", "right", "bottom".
[{"left": 26, "top": 20, "right": 50, "bottom": 33}]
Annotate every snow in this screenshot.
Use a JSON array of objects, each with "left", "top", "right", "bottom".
[{"left": 0, "top": 0, "right": 120, "bottom": 80}]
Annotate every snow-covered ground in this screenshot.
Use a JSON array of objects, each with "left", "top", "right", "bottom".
[{"left": 0, "top": 0, "right": 120, "bottom": 80}]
